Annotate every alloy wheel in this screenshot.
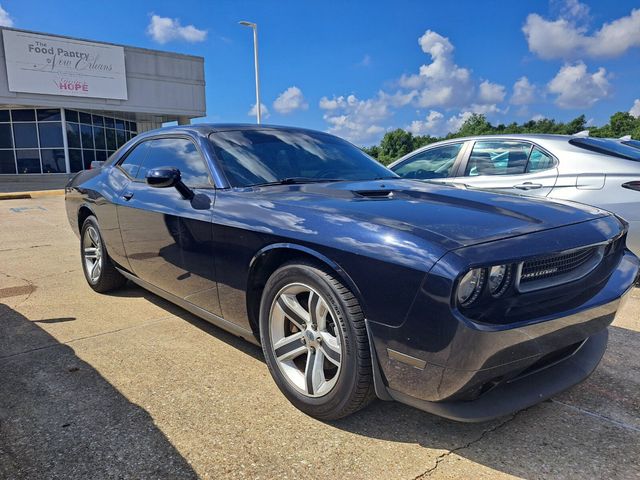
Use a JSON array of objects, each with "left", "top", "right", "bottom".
[
  {"left": 83, "top": 225, "right": 103, "bottom": 283},
  {"left": 269, "top": 283, "right": 343, "bottom": 397}
]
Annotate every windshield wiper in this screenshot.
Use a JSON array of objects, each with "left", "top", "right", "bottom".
[{"left": 252, "top": 177, "right": 342, "bottom": 187}]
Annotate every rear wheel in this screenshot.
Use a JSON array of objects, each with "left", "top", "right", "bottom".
[
  {"left": 260, "top": 261, "right": 375, "bottom": 420},
  {"left": 80, "top": 215, "right": 126, "bottom": 292}
]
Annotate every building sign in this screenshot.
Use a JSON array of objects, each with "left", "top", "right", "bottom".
[{"left": 2, "top": 30, "right": 127, "bottom": 100}]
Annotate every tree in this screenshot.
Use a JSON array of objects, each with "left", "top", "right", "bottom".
[
  {"left": 413, "top": 135, "right": 438, "bottom": 149},
  {"left": 361, "top": 145, "right": 379, "bottom": 159},
  {"left": 609, "top": 112, "right": 638, "bottom": 138},
  {"left": 563, "top": 115, "right": 587, "bottom": 135},
  {"left": 456, "top": 114, "right": 492, "bottom": 137},
  {"left": 378, "top": 129, "right": 415, "bottom": 165}
]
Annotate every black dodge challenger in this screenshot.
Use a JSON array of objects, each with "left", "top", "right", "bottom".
[{"left": 65, "top": 124, "right": 639, "bottom": 421}]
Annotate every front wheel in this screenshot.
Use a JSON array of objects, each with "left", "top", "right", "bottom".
[
  {"left": 259, "top": 262, "right": 375, "bottom": 420},
  {"left": 80, "top": 215, "right": 126, "bottom": 293}
]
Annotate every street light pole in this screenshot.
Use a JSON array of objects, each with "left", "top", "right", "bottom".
[{"left": 239, "top": 21, "right": 261, "bottom": 124}]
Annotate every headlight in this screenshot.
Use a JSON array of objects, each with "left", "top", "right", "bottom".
[
  {"left": 488, "top": 264, "right": 512, "bottom": 297},
  {"left": 457, "top": 268, "right": 486, "bottom": 307}
]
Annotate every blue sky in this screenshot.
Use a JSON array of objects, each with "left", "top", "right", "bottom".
[{"left": 2, "top": 0, "right": 640, "bottom": 144}]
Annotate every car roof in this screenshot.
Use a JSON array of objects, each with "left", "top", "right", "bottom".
[
  {"left": 423, "top": 133, "right": 577, "bottom": 146},
  {"left": 136, "top": 123, "right": 335, "bottom": 139}
]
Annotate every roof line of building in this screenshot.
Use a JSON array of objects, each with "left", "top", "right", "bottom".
[{"left": 0, "top": 26, "right": 205, "bottom": 62}]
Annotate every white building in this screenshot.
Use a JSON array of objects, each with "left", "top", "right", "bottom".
[{"left": 0, "top": 27, "right": 205, "bottom": 189}]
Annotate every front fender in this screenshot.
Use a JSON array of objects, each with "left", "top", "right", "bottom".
[{"left": 249, "top": 243, "right": 366, "bottom": 315}]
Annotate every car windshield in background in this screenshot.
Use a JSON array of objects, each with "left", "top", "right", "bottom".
[
  {"left": 569, "top": 137, "right": 640, "bottom": 161},
  {"left": 208, "top": 129, "right": 396, "bottom": 187}
]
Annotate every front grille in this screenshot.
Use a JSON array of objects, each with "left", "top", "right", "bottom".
[
  {"left": 521, "top": 247, "right": 597, "bottom": 282},
  {"left": 517, "top": 245, "right": 604, "bottom": 292}
]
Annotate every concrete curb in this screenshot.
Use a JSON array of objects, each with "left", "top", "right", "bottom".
[{"left": 0, "top": 189, "right": 65, "bottom": 200}]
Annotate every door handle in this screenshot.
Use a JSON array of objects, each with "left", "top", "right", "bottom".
[
  {"left": 514, "top": 182, "right": 542, "bottom": 190},
  {"left": 122, "top": 191, "right": 134, "bottom": 201}
]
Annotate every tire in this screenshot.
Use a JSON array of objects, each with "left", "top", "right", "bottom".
[
  {"left": 259, "top": 261, "right": 375, "bottom": 420},
  {"left": 80, "top": 215, "right": 127, "bottom": 293}
]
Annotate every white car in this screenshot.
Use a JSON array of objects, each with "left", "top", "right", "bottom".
[{"left": 389, "top": 134, "right": 640, "bottom": 256}]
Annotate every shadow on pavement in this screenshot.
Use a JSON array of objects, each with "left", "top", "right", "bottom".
[
  {"left": 108, "top": 283, "right": 264, "bottom": 362},
  {"left": 73, "top": 284, "right": 640, "bottom": 479},
  {"left": 0, "top": 303, "right": 198, "bottom": 480}
]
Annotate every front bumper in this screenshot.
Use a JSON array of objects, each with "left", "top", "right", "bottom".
[
  {"left": 386, "top": 328, "right": 608, "bottom": 422},
  {"left": 368, "top": 249, "right": 638, "bottom": 422}
]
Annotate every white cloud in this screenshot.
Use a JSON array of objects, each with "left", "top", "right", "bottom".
[
  {"left": 379, "top": 90, "right": 417, "bottom": 108},
  {"left": 147, "top": 14, "right": 207, "bottom": 44},
  {"left": 399, "top": 30, "right": 476, "bottom": 108},
  {"left": 0, "top": 5, "right": 13, "bottom": 27},
  {"left": 511, "top": 76, "right": 537, "bottom": 105},
  {"left": 547, "top": 62, "right": 610, "bottom": 108},
  {"left": 406, "top": 111, "right": 444, "bottom": 136},
  {"left": 447, "top": 111, "right": 473, "bottom": 133},
  {"left": 531, "top": 114, "right": 547, "bottom": 121},
  {"left": 319, "top": 29, "right": 508, "bottom": 142},
  {"left": 319, "top": 93, "right": 392, "bottom": 143},
  {"left": 272, "top": 86, "right": 308, "bottom": 114},
  {"left": 523, "top": 3, "right": 640, "bottom": 59},
  {"left": 248, "top": 103, "right": 270, "bottom": 119},
  {"left": 478, "top": 80, "right": 506, "bottom": 104},
  {"left": 407, "top": 110, "right": 475, "bottom": 136},
  {"left": 630, "top": 99, "right": 640, "bottom": 118},
  {"left": 553, "top": 0, "right": 591, "bottom": 22},
  {"left": 396, "top": 30, "right": 505, "bottom": 113},
  {"left": 467, "top": 103, "right": 504, "bottom": 115},
  {"left": 319, "top": 95, "right": 347, "bottom": 110}
]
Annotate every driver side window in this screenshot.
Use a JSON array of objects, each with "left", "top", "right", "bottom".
[
  {"left": 136, "top": 137, "right": 212, "bottom": 188},
  {"left": 393, "top": 143, "right": 463, "bottom": 179}
]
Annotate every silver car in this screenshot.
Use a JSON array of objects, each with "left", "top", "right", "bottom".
[{"left": 389, "top": 134, "right": 640, "bottom": 256}]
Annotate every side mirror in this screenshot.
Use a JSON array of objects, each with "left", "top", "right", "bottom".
[
  {"left": 146, "top": 167, "right": 180, "bottom": 188},
  {"left": 146, "top": 167, "right": 194, "bottom": 199}
]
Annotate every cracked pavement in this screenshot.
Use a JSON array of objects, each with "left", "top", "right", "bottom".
[{"left": 1, "top": 196, "right": 639, "bottom": 479}]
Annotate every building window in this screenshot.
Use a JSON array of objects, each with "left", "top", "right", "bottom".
[
  {"left": 0, "top": 124, "right": 13, "bottom": 149},
  {"left": 0, "top": 108, "right": 140, "bottom": 174},
  {"left": 64, "top": 109, "right": 138, "bottom": 171},
  {"left": 13, "top": 123, "right": 39, "bottom": 148},
  {"left": 16, "top": 149, "right": 41, "bottom": 174},
  {"left": 68, "top": 149, "right": 83, "bottom": 173},
  {"left": 39, "top": 122, "right": 64, "bottom": 148},
  {"left": 0, "top": 149, "right": 16, "bottom": 174},
  {"left": 41, "top": 149, "right": 66, "bottom": 173},
  {"left": 66, "top": 123, "right": 81, "bottom": 148}
]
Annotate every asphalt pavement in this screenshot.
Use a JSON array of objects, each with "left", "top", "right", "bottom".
[{"left": 1, "top": 196, "right": 639, "bottom": 479}]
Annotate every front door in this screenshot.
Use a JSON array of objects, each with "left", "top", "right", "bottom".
[{"left": 116, "top": 136, "right": 221, "bottom": 316}]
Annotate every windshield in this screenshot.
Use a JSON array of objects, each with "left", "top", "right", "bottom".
[
  {"left": 569, "top": 137, "right": 640, "bottom": 161},
  {"left": 208, "top": 129, "right": 396, "bottom": 187}
]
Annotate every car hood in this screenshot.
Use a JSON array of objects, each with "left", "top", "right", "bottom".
[{"left": 251, "top": 179, "right": 611, "bottom": 250}]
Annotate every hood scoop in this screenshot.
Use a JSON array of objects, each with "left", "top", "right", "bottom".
[{"left": 353, "top": 189, "right": 394, "bottom": 199}]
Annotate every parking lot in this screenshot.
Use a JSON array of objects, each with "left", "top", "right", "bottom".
[{"left": 0, "top": 195, "right": 639, "bottom": 479}]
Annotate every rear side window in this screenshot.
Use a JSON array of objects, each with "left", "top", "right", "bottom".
[
  {"left": 527, "top": 147, "right": 555, "bottom": 173},
  {"left": 465, "top": 141, "right": 531, "bottom": 176},
  {"left": 570, "top": 137, "right": 640, "bottom": 161},
  {"left": 136, "top": 137, "right": 212, "bottom": 188},
  {"left": 621, "top": 139, "right": 640, "bottom": 151},
  {"left": 392, "top": 143, "right": 462, "bottom": 179},
  {"left": 118, "top": 141, "right": 149, "bottom": 178}
]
